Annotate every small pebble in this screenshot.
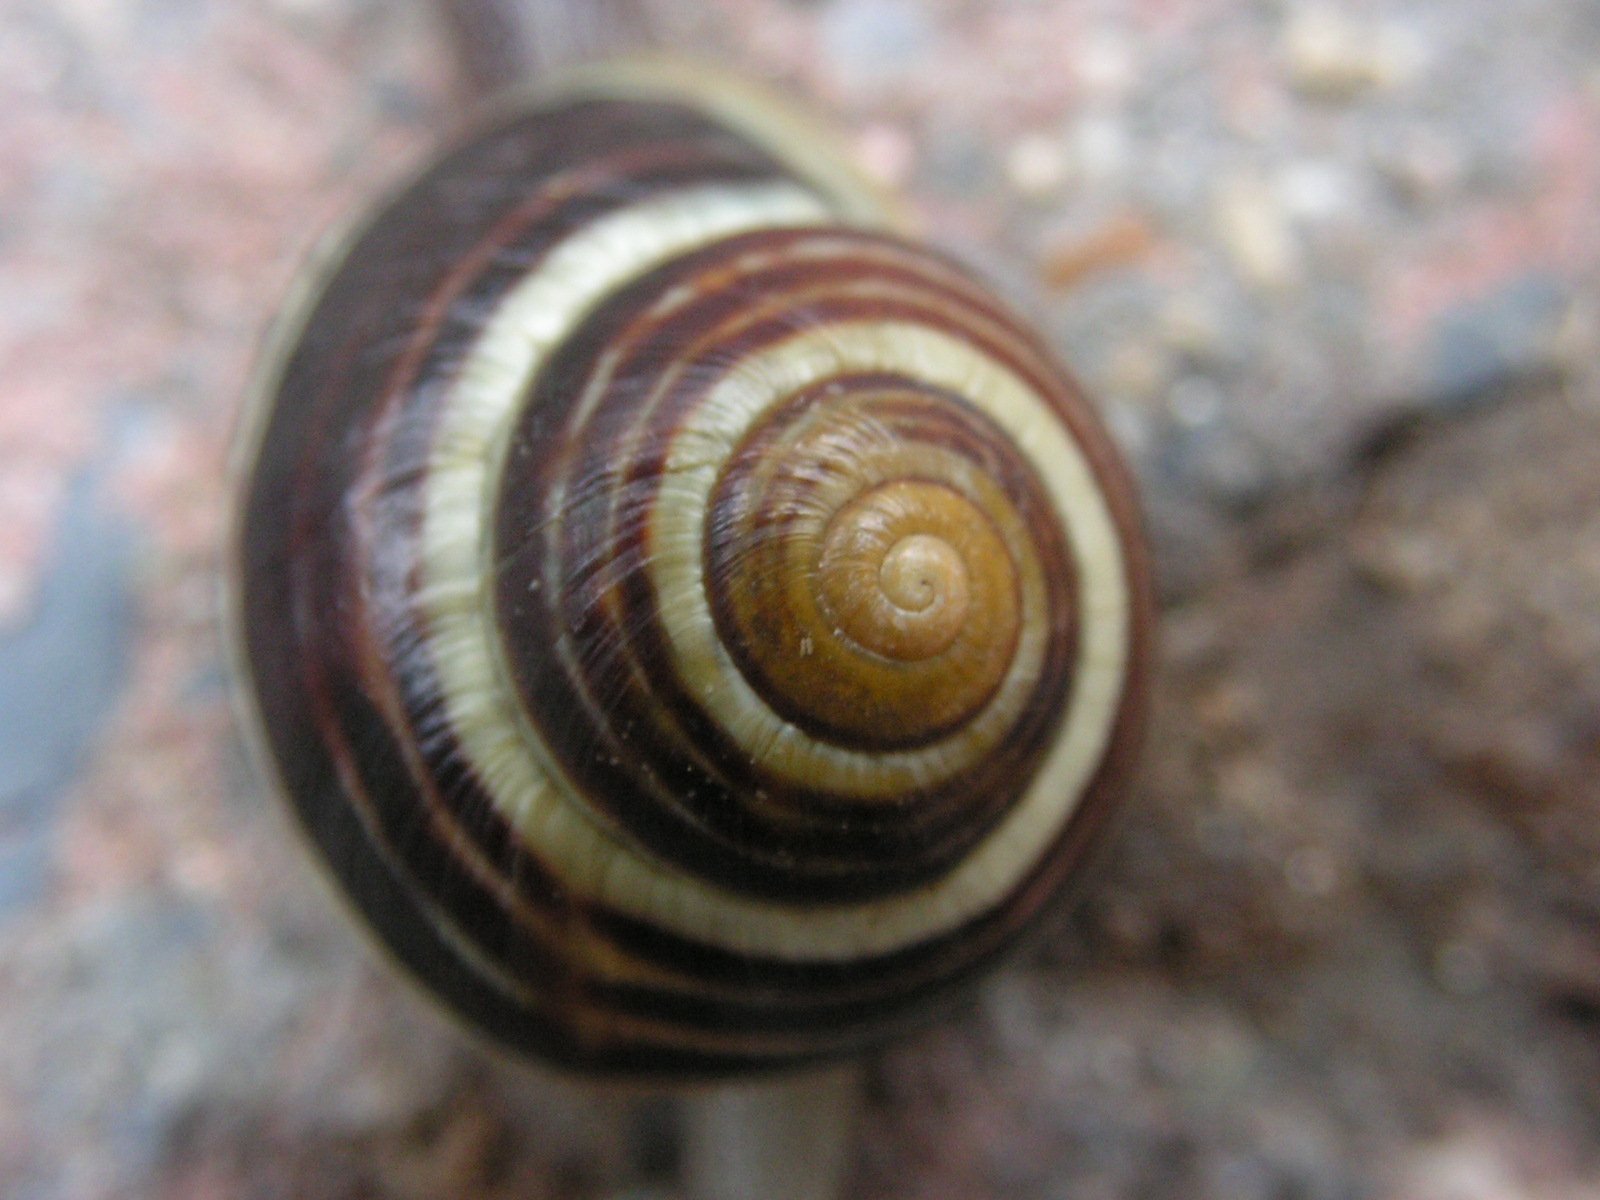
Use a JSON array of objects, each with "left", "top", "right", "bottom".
[
  {"left": 1275, "top": 159, "right": 1362, "bottom": 225},
  {"left": 1159, "top": 294, "right": 1231, "bottom": 360},
  {"left": 1041, "top": 212, "right": 1155, "bottom": 287},
  {"left": 1005, "top": 132, "right": 1069, "bottom": 199},
  {"left": 1213, "top": 172, "right": 1300, "bottom": 291},
  {"left": 1282, "top": 7, "right": 1420, "bottom": 101}
]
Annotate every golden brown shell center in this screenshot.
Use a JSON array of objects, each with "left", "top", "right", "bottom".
[
  {"left": 816, "top": 479, "right": 1017, "bottom": 675},
  {"left": 705, "top": 399, "right": 1036, "bottom": 749},
  {"left": 880, "top": 533, "right": 967, "bottom": 616}
]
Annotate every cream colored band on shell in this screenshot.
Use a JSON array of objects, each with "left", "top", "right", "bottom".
[{"left": 420, "top": 179, "right": 830, "bottom": 815}]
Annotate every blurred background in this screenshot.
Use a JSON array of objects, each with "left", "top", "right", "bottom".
[{"left": 2, "top": 0, "right": 1598, "bottom": 1197}]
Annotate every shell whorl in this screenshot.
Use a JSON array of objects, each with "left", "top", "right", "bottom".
[{"left": 233, "top": 67, "right": 1152, "bottom": 1076}]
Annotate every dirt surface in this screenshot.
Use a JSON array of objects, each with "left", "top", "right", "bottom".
[{"left": 1, "top": 1, "right": 1597, "bottom": 1198}]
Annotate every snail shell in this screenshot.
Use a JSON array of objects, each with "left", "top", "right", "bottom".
[{"left": 230, "top": 63, "right": 1153, "bottom": 1077}]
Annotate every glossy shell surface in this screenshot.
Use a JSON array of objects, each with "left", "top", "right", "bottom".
[{"left": 232, "top": 66, "right": 1153, "bottom": 1076}]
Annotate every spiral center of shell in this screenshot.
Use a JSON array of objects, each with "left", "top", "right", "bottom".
[
  {"left": 881, "top": 535, "right": 962, "bottom": 614},
  {"left": 695, "top": 379, "right": 1041, "bottom": 752},
  {"left": 817, "top": 482, "right": 982, "bottom": 663}
]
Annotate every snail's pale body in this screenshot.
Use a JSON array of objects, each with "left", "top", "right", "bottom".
[{"left": 232, "top": 63, "right": 1152, "bottom": 1076}]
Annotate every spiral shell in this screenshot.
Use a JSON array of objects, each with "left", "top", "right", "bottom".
[{"left": 231, "top": 64, "right": 1153, "bottom": 1076}]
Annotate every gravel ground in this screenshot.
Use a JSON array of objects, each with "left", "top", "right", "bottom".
[{"left": 1, "top": 1, "right": 1597, "bottom": 1197}]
